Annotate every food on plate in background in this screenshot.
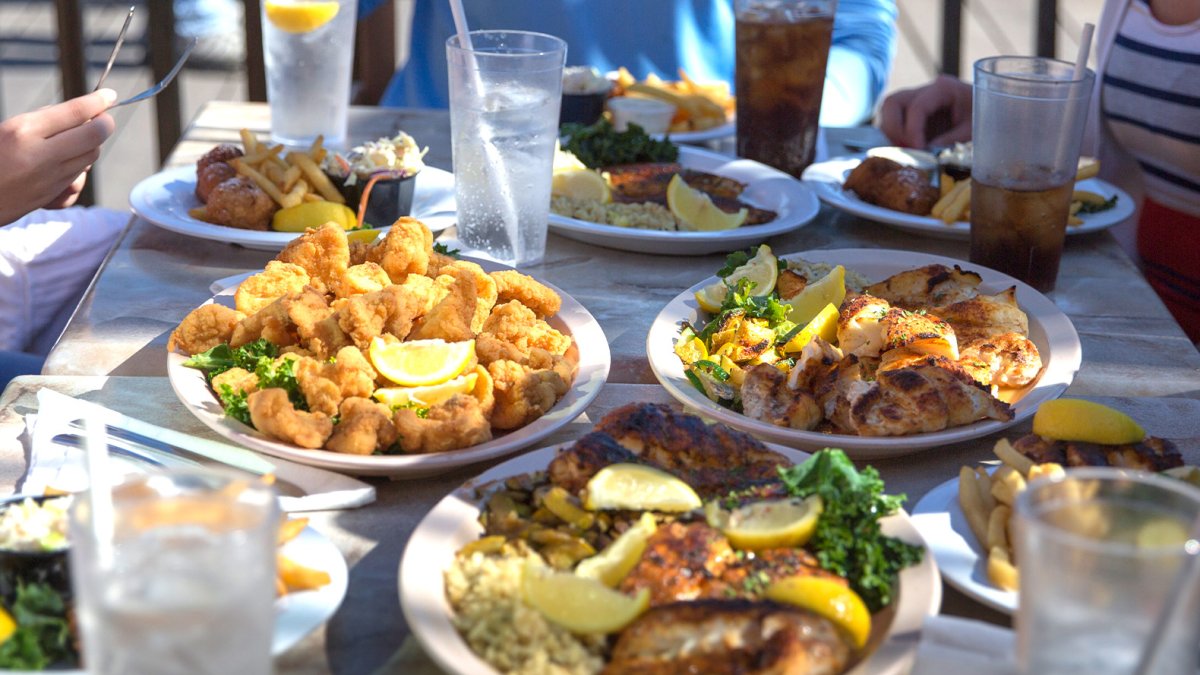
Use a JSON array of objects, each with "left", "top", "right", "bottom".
[
  {"left": 559, "top": 66, "right": 611, "bottom": 127},
  {"left": 551, "top": 125, "right": 776, "bottom": 232},
  {"left": 956, "top": 399, "right": 1189, "bottom": 592},
  {"left": 170, "top": 218, "right": 577, "bottom": 455},
  {"left": 676, "top": 246, "right": 1043, "bottom": 436},
  {"left": 444, "top": 403, "right": 923, "bottom": 673},
  {"left": 321, "top": 132, "right": 428, "bottom": 229},
  {"left": 0, "top": 497, "right": 70, "bottom": 554},
  {"left": 843, "top": 156, "right": 939, "bottom": 216},
  {"left": 611, "top": 67, "right": 734, "bottom": 133},
  {"left": 606, "top": 96, "right": 676, "bottom": 135},
  {"left": 275, "top": 517, "right": 331, "bottom": 595}
]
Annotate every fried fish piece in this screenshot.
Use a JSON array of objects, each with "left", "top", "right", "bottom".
[
  {"left": 487, "top": 359, "right": 570, "bottom": 430},
  {"left": 843, "top": 155, "right": 939, "bottom": 216},
  {"left": 276, "top": 223, "right": 350, "bottom": 294},
  {"left": 247, "top": 387, "right": 333, "bottom": 449},
  {"left": 294, "top": 346, "right": 376, "bottom": 416},
  {"left": 331, "top": 262, "right": 392, "bottom": 298},
  {"left": 393, "top": 393, "right": 492, "bottom": 453},
  {"left": 235, "top": 261, "right": 311, "bottom": 316},
  {"left": 408, "top": 264, "right": 480, "bottom": 342},
  {"left": 325, "top": 396, "right": 397, "bottom": 455},
  {"left": 491, "top": 270, "right": 562, "bottom": 318},
  {"left": 480, "top": 300, "right": 572, "bottom": 357},
  {"left": 331, "top": 283, "right": 428, "bottom": 350},
  {"left": 364, "top": 217, "right": 433, "bottom": 282},
  {"left": 168, "top": 304, "right": 242, "bottom": 356}
]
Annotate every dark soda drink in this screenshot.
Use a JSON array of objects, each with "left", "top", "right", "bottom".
[
  {"left": 735, "top": 7, "right": 833, "bottom": 177},
  {"left": 970, "top": 173, "right": 1073, "bottom": 292}
]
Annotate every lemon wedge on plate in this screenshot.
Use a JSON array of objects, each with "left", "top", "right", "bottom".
[
  {"left": 784, "top": 265, "right": 846, "bottom": 326},
  {"left": 372, "top": 369, "right": 479, "bottom": 409},
  {"left": 522, "top": 561, "right": 650, "bottom": 633},
  {"left": 1032, "top": 399, "right": 1145, "bottom": 445},
  {"left": 575, "top": 512, "right": 657, "bottom": 587},
  {"left": 693, "top": 245, "right": 778, "bottom": 312},
  {"left": 766, "top": 576, "right": 872, "bottom": 649},
  {"left": 368, "top": 337, "right": 474, "bottom": 386},
  {"left": 783, "top": 303, "right": 840, "bottom": 353},
  {"left": 705, "top": 495, "right": 824, "bottom": 551},
  {"left": 667, "top": 174, "right": 747, "bottom": 231},
  {"left": 272, "top": 201, "right": 358, "bottom": 232},
  {"left": 265, "top": 0, "right": 340, "bottom": 33},
  {"left": 584, "top": 463, "right": 702, "bottom": 512},
  {"left": 552, "top": 169, "right": 611, "bottom": 203}
]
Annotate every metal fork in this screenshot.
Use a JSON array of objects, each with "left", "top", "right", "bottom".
[
  {"left": 93, "top": 5, "right": 136, "bottom": 92},
  {"left": 109, "top": 37, "right": 197, "bottom": 108}
]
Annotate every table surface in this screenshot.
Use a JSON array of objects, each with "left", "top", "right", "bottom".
[{"left": 13, "top": 101, "right": 1200, "bottom": 674}]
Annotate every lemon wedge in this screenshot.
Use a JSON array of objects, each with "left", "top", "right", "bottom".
[
  {"left": 373, "top": 370, "right": 479, "bottom": 409},
  {"left": 346, "top": 228, "right": 381, "bottom": 245},
  {"left": 575, "top": 512, "right": 657, "bottom": 587},
  {"left": 694, "top": 245, "right": 779, "bottom": 312},
  {"left": 584, "top": 463, "right": 702, "bottom": 512},
  {"left": 667, "top": 174, "right": 748, "bottom": 231},
  {"left": 265, "top": 0, "right": 340, "bottom": 33},
  {"left": 272, "top": 201, "right": 358, "bottom": 232},
  {"left": 1136, "top": 518, "right": 1190, "bottom": 549},
  {"left": 553, "top": 144, "right": 587, "bottom": 173},
  {"left": 766, "top": 576, "right": 871, "bottom": 649},
  {"left": 1032, "top": 399, "right": 1146, "bottom": 445},
  {"left": 522, "top": 561, "right": 650, "bottom": 633},
  {"left": 552, "top": 168, "right": 611, "bottom": 203},
  {"left": 705, "top": 495, "right": 823, "bottom": 551},
  {"left": 784, "top": 265, "right": 846, "bottom": 326},
  {"left": 368, "top": 337, "right": 474, "bottom": 386},
  {"left": 0, "top": 606, "right": 14, "bottom": 644},
  {"left": 783, "top": 302, "right": 840, "bottom": 353}
]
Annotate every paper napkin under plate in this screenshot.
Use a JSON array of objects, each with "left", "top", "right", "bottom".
[{"left": 24, "top": 389, "right": 375, "bottom": 512}]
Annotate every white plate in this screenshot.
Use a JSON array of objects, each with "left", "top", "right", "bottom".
[
  {"left": 130, "top": 165, "right": 458, "bottom": 251},
  {"left": 646, "top": 248, "right": 1082, "bottom": 460},
  {"left": 6, "top": 525, "right": 347, "bottom": 673},
  {"left": 658, "top": 118, "right": 736, "bottom": 143},
  {"left": 912, "top": 472, "right": 1016, "bottom": 614},
  {"left": 399, "top": 443, "right": 942, "bottom": 675},
  {"left": 802, "top": 156, "right": 1135, "bottom": 241},
  {"left": 167, "top": 259, "right": 610, "bottom": 477},
  {"left": 548, "top": 145, "right": 820, "bottom": 255}
]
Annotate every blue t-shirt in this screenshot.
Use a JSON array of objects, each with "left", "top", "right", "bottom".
[{"left": 363, "top": 0, "right": 897, "bottom": 126}]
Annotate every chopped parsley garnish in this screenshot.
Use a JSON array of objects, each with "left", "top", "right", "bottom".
[
  {"left": 184, "top": 339, "right": 307, "bottom": 426},
  {"left": 1077, "top": 194, "right": 1119, "bottom": 214},
  {"left": 0, "top": 582, "right": 75, "bottom": 670},
  {"left": 560, "top": 119, "right": 678, "bottom": 168},
  {"left": 433, "top": 242, "right": 461, "bottom": 257}
]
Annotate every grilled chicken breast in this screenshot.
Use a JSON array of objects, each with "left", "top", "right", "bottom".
[
  {"left": 843, "top": 156, "right": 939, "bottom": 216},
  {"left": 605, "top": 599, "right": 851, "bottom": 675},
  {"left": 837, "top": 295, "right": 889, "bottom": 358},
  {"left": 1013, "top": 433, "right": 1183, "bottom": 471},
  {"left": 742, "top": 364, "right": 823, "bottom": 430},
  {"left": 958, "top": 332, "right": 1043, "bottom": 387},
  {"left": 864, "top": 264, "right": 982, "bottom": 308},
  {"left": 881, "top": 307, "right": 959, "bottom": 360},
  {"left": 931, "top": 287, "right": 1029, "bottom": 344}
]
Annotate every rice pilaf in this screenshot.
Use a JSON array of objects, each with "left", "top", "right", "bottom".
[{"left": 551, "top": 195, "right": 678, "bottom": 231}]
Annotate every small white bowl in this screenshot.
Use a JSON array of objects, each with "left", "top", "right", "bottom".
[{"left": 607, "top": 96, "right": 676, "bottom": 135}]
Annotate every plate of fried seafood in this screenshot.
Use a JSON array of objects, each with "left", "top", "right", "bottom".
[
  {"left": 802, "top": 156, "right": 1134, "bottom": 240},
  {"left": 401, "top": 403, "right": 940, "bottom": 675},
  {"left": 130, "top": 135, "right": 457, "bottom": 251},
  {"left": 647, "top": 248, "right": 1082, "bottom": 459},
  {"left": 912, "top": 402, "right": 1194, "bottom": 614},
  {"left": 548, "top": 145, "right": 819, "bottom": 255},
  {"left": 166, "top": 219, "right": 610, "bottom": 477}
]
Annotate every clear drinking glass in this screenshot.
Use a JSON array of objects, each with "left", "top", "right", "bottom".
[
  {"left": 447, "top": 30, "right": 566, "bottom": 268},
  {"left": 969, "top": 56, "right": 1094, "bottom": 292},
  {"left": 734, "top": 0, "right": 835, "bottom": 177},
  {"left": 262, "top": 0, "right": 358, "bottom": 148},
  {"left": 1014, "top": 467, "right": 1200, "bottom": 675},
  {"left": 69, "top": 470, "right": 280, "bottom": 675}
]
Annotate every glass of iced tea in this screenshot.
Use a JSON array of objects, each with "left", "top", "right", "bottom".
[
  {"left": 970, "top": 56, "right": 1095, "bottom": 292},
  {"left": 734, "top": 0, "right": 834, "bottom": 178}
]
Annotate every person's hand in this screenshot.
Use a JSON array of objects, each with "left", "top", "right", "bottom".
[
  {"left": 0, "top": 89, "right": 117, "bottom": 226},
  {"left": 879, "top": 75, "right": 973, "bottom": 149}
]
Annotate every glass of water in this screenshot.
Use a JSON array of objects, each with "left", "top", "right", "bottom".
[
  {"left": 69, "top": 470, "right": 279, "bottom": 675},
  {"left": 1014, "top": 467, "right": 1200, "bottom": 675},
  {"left": 447, "top": 30, "right": 566, "bottom": 267},
  {"left": 262, "top": 0, "right": 358, "bottom": 148}
]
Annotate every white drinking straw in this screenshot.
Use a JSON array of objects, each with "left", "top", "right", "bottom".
[
  {"left": 448, "top": 0, "right": 473, "bottom": 51},
  {"left": 1133, "top": 512, "right": 1200, "bottom": 675},
  {"left": 1073, "top": 23, "right": 1094, "bottom": 80},
  {"left": 82, "top": 414, "right": 114, "bottom": 567}
]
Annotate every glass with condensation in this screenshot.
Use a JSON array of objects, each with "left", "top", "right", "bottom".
[{"left": 970, "top": 56, "right": 1094, "bottom": 292}]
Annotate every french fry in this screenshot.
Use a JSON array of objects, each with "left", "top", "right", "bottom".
[
  {"left": 987, "top": 504, "right": 1011, "bottom": 551},
  {"left": 615, "top": 67, "right": 636, "bottom": 89},
  {"left": 277, "top": 517, "right": 309, "bottom": 545},
  {"left": 1076, "top": 156, "right": 1100, "bottom": 181},
  {"left": 240, "top": 128, "right": 259, "bottom": 154},
  {"left": 990, "top": 465, "right": 1027, "bottom": 506},
  {"left": 958, "top": 466, "right": 991, "bottom": 547},
  {"left": 287, "top": 151, "right": 345, "bottom": 203},
  {"left": 280, "top": 182, "right": 308, "bottom": 209},
  {"left": 188, "top": 206, "right": 209, "bottom": 221},
  {"left": 993, "top": 438, "right": 1035, "bottom": 477},
  {"left": 940, "top": 173, "right": 956, "bottom": 199},
  {"left": 1068, "top": 215, "right": 1084, "bottom": 226},
  {"left": 278, "top": 554, "right": 332, "bottom": 593},
  {"left": 939, "top": 178, "right": 971, "bottom": 224},
  {"left": 973, "top": 467, "right": 997, "bottom": 513},
  {"left": 987, "top": 546, "right": 1020, "bottom": 591},
  {"left": 233, "top": 159, "right": 288, "bottom": 205},
  {"left": 282, "top": 165, "right": 303, "bottom": 192}
]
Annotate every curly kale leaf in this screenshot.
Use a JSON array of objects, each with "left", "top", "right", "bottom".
[
  {"left": 0, "top": 582, "right": 75, "bottom": 670},
  {"left": 183, "top": 338, "right": 278, "bottom": 379},
  {"left": 560, "top": 119, "right": 678, "bottom": 168}
]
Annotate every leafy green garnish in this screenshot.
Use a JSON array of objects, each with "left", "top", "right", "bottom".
[
  {"left": 560, "top": 119, "right": 678, "bottom": 168},
  {"left": 1077, "top": 194, "right": 1118, "bottom": 214},
  {"left": 433, "top": 242, "right": 461, "bottom": 257},
  {"left": 0, "top": 582, "right": 75, "bottom": 670},
  {"left": 183, "top": 338, "right": 278, "bottom": 379},
  {"left": 185, "top": 339, "right": 308, "bottom": 426},
  {"left": 778, "top": 449, "right": 923, "bottom": 612},
  {"left": 716, "top": 248, "right": 756, "bottom": 278},
  {"left": 216, "top": 384, "right": 252, "bottom": 425}
]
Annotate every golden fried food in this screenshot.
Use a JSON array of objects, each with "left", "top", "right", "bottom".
[
  {"left": 364, "top": 217, "right": 432, "bottom": 282},
  {"left": 295, "top": 346, "right": 376, "bottom": 416},
  {"left": 393, "top": 393, "right": 493, "bottom": 453},
  {"left": 408, "top": 266, "right": 480, "bottom": 342},
  {"left": 481, "top": 301, "right": 572, "bottom": 357},
  {"left": 487, "top": 359, "right": 570, "bottom": 430},
  {"left": 491, "top": 270, "right": 562, "bottom": 318},
  {"left": 276, "top": 223, "right": 350, "bottom": 294},
  {"left": 247, "top": 387, "right": 333, "bottom": 448},
  {"left": 843, "top": 156, "right": 940, "bottom": 215},
  {"left": 331, "top": 283, "right": 426, "bottom": 349},
  {"left": 196, "top": 143, "right": 243, "bottom": 173},
  {"left": 325, "top": 397, "right": 397, "bottom": 455},
  {"left": 205, "top": 177, "right": 279, "bottom": 231},
  {"left": 196, "top": 161, "right": 237, "bottom": 203},
  {"left": 211, "top": 367, "right": 259, "bottom": 396},
  {"left": 169, "top": 304, "right": 243, "bottom": 356},
  {"left": 235, "top": 261, "right": 311, "bottom": 316},
  {"left": 332, "top": 262, "right": 391, "bottom": 298}
]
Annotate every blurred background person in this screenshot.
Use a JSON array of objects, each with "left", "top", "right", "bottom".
[
  {"left": 362, "top": 0, "right": 898, "bottom": 127},
  {"left": 0, "top": 90, "right": 125, "bottom": 388},
  {"left": 878, "top": 0, "right": 1200, "bottom": 343}
]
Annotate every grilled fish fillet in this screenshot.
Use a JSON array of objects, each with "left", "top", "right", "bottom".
[
  {"left": 605, "top": 599, "right": 851, "bottom": 675},
  {"left": 837, "top": 294, "right": 889, "bottom": 357},
  {"left": 931, "top": 287, "right": 1029, "bottom": 344},
  {"left": 865, "top": 264, "right": 982, "bottom": 308},
  {"left": 843, "top": 155, "right": 939, "bottom": 216},
  {"left": 958, "top": 332, "right": 1043, "bottom": 387},
  {"left": 1012, "top": 434, "right": 1183, "bottom": 471},
  {"left": 603, "top": 163, "right": 778, "bottom": 225},
  {"left": 742, "top": 364, "right": 823, "bottom": 430},
  {"left": 881, "top": 307, "right": 959, "bottom": 360}
]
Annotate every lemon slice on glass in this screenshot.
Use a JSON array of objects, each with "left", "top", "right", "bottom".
[
  {"left": 693, "top": 245, "right": 778, "bottom": 312},
  {"left": 766, "top": 575, "right": 871, "bottom": 649},
  {"left": 705, "top": 495, "right": 824, "bottom": 551},
  {"left": 373, "top": 370, "right": 479, "bottom": 409},
  {"left": 522, "top": 561, "right": 650, "bottom": 633},
  {"left": 584, "top": 463, "right": 702, "bottom": 512},
  {"left": 552, "top": 169, "right": 611, "bottom": 203},
  {"left": 666, "top": 174, "right": 747, "bottom": 231},
  {"left": 575, "top": 512, "right": 657, "bottom": 587},
  {"left": 265, "top": 0, "right": 340, "bottom": 33},
  {"left": 272, "top": 201, "right": 358, "bottom": 232},
  {"left": 784, "top": 265, "right": 845, "bottom": 326},
  {"left": 368, "top": 337, "right": 474, "bottom": 386},
  {"left": 1032, "top": 399, "right": 1145, "bottom": 445}
]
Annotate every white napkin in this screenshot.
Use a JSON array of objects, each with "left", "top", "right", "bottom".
[
  {"left": 24, "top": 389, "right": 376, "bottom": 513},
  {"left": 910, "top": 615, "right": 1016, "bottom": 675}
]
